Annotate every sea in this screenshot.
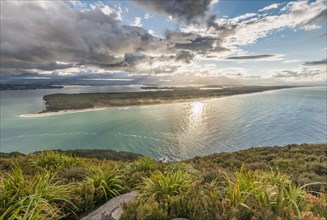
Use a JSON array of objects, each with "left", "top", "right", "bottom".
[{"left": 0, "top": 86, "right": 326, "bottom": 160}]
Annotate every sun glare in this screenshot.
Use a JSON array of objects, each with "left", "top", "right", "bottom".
[{"left": 190, "top": 101, "right": 205, "bottom": 116}]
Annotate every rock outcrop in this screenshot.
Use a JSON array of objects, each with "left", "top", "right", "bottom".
[{"left": 80, "top": 191, "right": 138, "bottom": 220}]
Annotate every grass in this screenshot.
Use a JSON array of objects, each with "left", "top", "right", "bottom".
[
  {"left": 187, "top": 143, "right": 327, "bottom": 192},
  {"left": 123, "top": 157, "right": 159, "bottom": 189},
  {"left": 54, "top": 149, "right": 141, "bottom": 161},
  {"left": 132, "top": 157, "right": 157, "bottom": 173},
  {"left": 141, "top": 168, "right": 193, "bottom": 199},
  {"left": 0, "top": 152, "right": 125, "bottom": 219},
  {"left": 33, "top": 151, "right": 81, "bottom": 171},
  {"left": 0, "top": 165, "right": 74, "bottom": 220},
  {"left": 86, "top": 164, "right": 124, "bottom": 202},
  {"left": 122, "top": 166, "right": 327, "bottom": 220},
  {"left": 0, "top": 143, "right": 326, "bottom": 219}
]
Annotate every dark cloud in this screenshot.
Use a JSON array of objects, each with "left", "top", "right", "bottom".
[
  {"left": 165, "top": 25, "right": 232, "bottom": 56},
  {"left": 123, "top": 53, "right": 147, "bottom": 66},
  {"left": 1, "top": 0, "right": 209, "bottom": 75},
  {"left": 165, "top": 30, "right": 198, "bottom": 44},
  {"left": 174, "top": 36, "right": 216, "bottom": 53},
  {"left": 226, "top": 55, "right": 276, "bottom": 60},
  {"left": 175, "top": 50, "right": 194, "bottom": 63},
  {"left": 0, "top": 60, "right": 74, "bottom": 71},
  {"left": 131, "top": 0, "right": 214, "bottom": 23},
  {"left": 206, "top": 15, "right": 238, "bottom": 31},
  {"left": 161, "top": 16, "right": 237, "bottom": 58},
  {"left": 1, "top": 0, "right": 326, "bottom": 81},
  {"left": 303, "top": 59, "right": 327, "bottom": 66},
  {"left": 0, "top": 1, "right": 168, "bottom": 75}
]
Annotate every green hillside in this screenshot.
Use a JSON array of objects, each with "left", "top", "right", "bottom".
[{"left": 0, "top": 143, "right": 326, "bottom": 220}]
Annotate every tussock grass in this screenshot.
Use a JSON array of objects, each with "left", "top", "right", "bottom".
[
  {"left": 133, "top": 157, "right": 157, "bottom": 173},
  {"left": 33, "top": 151, "right": 80, "bottom": 171},
  {"left": 123, "top": 156, "right": 159, "bottom": 189},
  {"left": 141, "top": 169, "right": 193, "bottom": 199},
  {"left": 0, "top": 143, "right": 326, "bottom": 219},
  {"left": 0, "top": 155, "right": 124, "bottom": 219},
  {"left": 0, "top": 165, "right": 74, "bottom": 220},
  {"left": 123, "top": 165, "right": 327, "bottom": 220},
  {"left": 86, "top": 164, "right": 124, "bottom": 202}
]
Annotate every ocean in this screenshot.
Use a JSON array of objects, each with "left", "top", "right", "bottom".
[{"left": 0, "top": 86, "right": 326, "bottom": 160}]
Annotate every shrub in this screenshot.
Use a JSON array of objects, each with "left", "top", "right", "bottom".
[
  {"left": 0, "top": 144, "right": 326, "bottom": 219},
  {"left": 123, "top": 157, "right": 158, "bottom": 189},
  {"left": 167, "top": 162, "right": 199, "bottom": 177},
  {"left": 305, "top": 193, "right": 327, "bottom": 218},
  {"left": 274, "top": 159, "right": 291, "bottom": 170},
  {"left": 310, "top": 163, "right": 327, "bottom": 176},
  {"left": 59, "top": 167, "right": 87, "bottom": 181},
  {"left": 166, "top": 181, "right": 226, "bottom": 220},
  {"left": 70, "top": 180, "right": 95, "bottom": 213},
  {"left": 120, "top": 197, "right": 168, "bottom": 220},
  {"left": 33, "top": 151, "right": 80, "bottom": 171}
]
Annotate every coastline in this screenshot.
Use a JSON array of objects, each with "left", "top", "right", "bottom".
[
  {"left": 19, "top": 107, "right": 108, "bottom": 118},
  {"left": 19, "top": 86, "right": 301, "bottom": 118}
]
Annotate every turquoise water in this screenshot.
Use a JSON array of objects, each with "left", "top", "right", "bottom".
[{"left": 0, "top": 86, "right": 326, "bottom": 160}]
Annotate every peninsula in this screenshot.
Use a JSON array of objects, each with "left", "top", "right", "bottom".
[
  {"left": 0, "top": 84, "right": 63, "bottom": 90},
  {"left": 41, "top": 85, "right": 296, "bottom": 112}
]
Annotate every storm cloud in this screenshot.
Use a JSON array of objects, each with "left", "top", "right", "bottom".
[
  {"left": 0, "top": 0, "right": 169, "bottom": 74},
  {"left": 131, "top": 0, "right": 216, "bottom": 23},
  {"left": 175, "top": 50, "right": 195, "bottom": 63},
  {"left": 0, "top": 0, "right": 326, "bottom": 84},
  {"left": 303, "top": 59, "right": 327, "bottom": 66},
  {"left": 226, "top": 55, "right": 276, "bottom": 60}
]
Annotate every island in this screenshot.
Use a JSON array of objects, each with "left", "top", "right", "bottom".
[
  {"left": 0, "top": 84, "right": 63, "bottom": 90},
  {"left": 41, "top": 85, "right": 296, "bottom": 112}
]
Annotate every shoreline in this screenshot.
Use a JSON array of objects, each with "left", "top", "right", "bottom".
[
  {"left": 19, "top": 107, "right": 108, "bottom": 118},
  {"left": 19, "top": 86, "right": 301, "bottom": 118}
]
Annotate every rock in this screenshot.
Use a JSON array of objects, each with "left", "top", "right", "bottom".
[
  {"left": 171, "top": 218, "right": 189, "bottom": 220},
  {"left": 80, "top": 191, "right": 138, "bottom": 220},
  {"left": 172, "top": 218, "right": 188, "bottom": 220}
]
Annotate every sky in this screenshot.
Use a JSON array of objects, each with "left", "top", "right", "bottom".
[{"left": 0, "top": 0, "right": 326, "bottom": 85}]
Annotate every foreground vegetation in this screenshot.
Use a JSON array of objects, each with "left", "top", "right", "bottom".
[
  {"left": 0, "top": 143, "right": 326, "bottom": 219},
  {"left": 42, "top": 86, "right": 294, "bottom": 112}
]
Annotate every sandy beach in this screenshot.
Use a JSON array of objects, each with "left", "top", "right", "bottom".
[
  {"left": 19, "top": 107, "right": 108, "bottom": 118},
  {"left": 18, "top": 88, "right": 292, "bottom": 118}
]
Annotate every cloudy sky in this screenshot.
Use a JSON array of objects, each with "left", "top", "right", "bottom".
[{"left": 1, "top": 0, "right": 326, "bottom": 85}]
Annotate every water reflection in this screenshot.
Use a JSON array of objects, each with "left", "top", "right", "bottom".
[
  {"left": 190, "top": 101, "right": 205, "bottom": 116},
  {"left": 1, "top": 87, "right": 326, "bottom": 160},
  {"left": 176, "top": 101, "right": 208, "bottom": 158}
]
